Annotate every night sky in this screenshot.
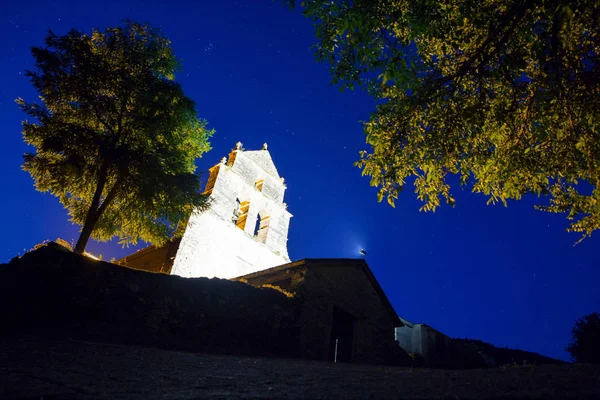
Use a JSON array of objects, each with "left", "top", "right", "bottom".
[{"left": 1, "top": 0, "right": 598, "bottom": 361}]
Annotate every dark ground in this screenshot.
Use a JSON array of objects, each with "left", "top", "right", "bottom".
[{"left": 2, "top": 337, "right": 599, "bottom": 400}]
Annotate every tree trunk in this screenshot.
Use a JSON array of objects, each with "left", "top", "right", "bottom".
[
  {"left": 73, "top": 170, "right": 124, "bottom": 255},
  {"left": 73, "top": 163, "right": 109, "bottom": 254},
  {"left": 73, "top": 211, "right": 101, "bottom": 254}
]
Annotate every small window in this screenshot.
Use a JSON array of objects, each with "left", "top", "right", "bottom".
[
  {"left": 232, "top": 198, "right": 241, "bottom": 223},
  {"left": 233, "top": 198, "right": 250, "bottom": 230},
  {"left": 255, "top": 179, "right": 264, "bottom": 192},
  {"left": 253, "top": 213, "right": 262, "bottom": 236},
  {"left": 255, "top": 215, "right": 270, "bottom": 243}
]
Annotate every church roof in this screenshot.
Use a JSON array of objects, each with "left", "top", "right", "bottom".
[
  {"left": 236, "top": 258, "right": 402, "bottom": 327},
  {"left": 241, "top": 150, "right": 281, "bottom": 179}
]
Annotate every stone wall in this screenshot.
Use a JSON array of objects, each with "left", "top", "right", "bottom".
[
  {"left": 3, "top": 244, "right": 410, "bottom": 366},
  {"left": 238, "top": 259, "right": 403, "bottom": 365},
  {"left": 298, "top": 262, "right": 399, "bottom": 364},
  {"left": 1, "top": 243, "right": 300, "bottom": 358}
]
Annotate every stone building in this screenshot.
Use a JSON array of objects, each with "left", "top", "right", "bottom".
[
  {"left": 394, "top": 317, "right": 487, "bottom": 368},
  {"left": 119, "top": 142, "right": 292, "bottom": 279},
  {"left": 236, "top": 258, "right": 402, "bottom": 365},
  {"left": 117, "top": 142, "right": 408, "bottom": 365}
]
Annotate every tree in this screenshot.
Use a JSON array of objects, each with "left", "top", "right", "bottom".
[
  {"left": 567, "top": 312, "right": 600, "bottom": 363},
  {"left": 289, "top": 0, "right": 600, "bottom": 241},
  {"left": 18, "top": 22, "right": 214, "bottom": 254}
]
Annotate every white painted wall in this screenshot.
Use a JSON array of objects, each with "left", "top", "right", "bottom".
[
  {"left": 170, "top": 147, "right": 292, "bottom": 279},
  {"left": 171, "top": 212, "right": 289, "bottom": 279}
]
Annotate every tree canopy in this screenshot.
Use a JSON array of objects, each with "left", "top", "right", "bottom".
[
  {"left": 290, "top": 0, "right": 600, "bottom": 241},
  {"left": 18, "top": 21, "right": 214, "bottom": 254},
  {"left": 567, "top": 312, "right": 600, "bottom": 363}
]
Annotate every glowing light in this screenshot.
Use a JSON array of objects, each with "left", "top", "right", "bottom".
[{"left": 83, "top": 252, "right": 101, "bottom": 261}]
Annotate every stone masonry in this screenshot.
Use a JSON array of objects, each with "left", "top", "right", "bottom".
[
  {"left": 236, "top": 259, "right": 402, "bottom": 365},
  {"left": 171, "top": 142, "right": 292, "bottom": 279}
]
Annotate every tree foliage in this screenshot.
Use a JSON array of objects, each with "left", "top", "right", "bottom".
[
  {"left": 567, "top": 312, "right": 600, "bottom": 363},
  {"left": 18, "top": 21, "right": 214, "bottom": 254},
  {"left": 290, "top": 0, "right": 600, "bottom": 241}
]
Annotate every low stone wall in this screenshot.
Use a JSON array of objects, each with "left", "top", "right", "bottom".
[{"left": 1, "top": 243, "right": 300, "bottom": 358}]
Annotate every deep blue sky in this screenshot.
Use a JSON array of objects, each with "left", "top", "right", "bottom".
[{"left": 1, "top": 0, "right": 598, "bottom": 361}]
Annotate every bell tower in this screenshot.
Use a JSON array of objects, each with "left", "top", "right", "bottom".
[{"left": 170, "top": 142, "right": 292, "bottom": 279}]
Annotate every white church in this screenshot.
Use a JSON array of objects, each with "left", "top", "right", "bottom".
[
  {"left": 118, "top": 141, "right": 462, "bottom": 367},
  {"left": 118, "top": 142, "right": 292, "bottom": 279}
]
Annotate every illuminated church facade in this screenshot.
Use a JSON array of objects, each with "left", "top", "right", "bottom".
[
  {"left": 172, "top": 142, "right": 292, "bottom": 278},
  {"left": 119, "top": 142, "right": 292, "bottom": 279}
]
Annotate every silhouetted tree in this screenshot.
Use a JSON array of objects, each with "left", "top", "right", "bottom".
[
  {"left": 288, "top": 0, "right": 600, "bottom": 242},
  {"left": 567, "top": 312, "right": 600, "bottom": 363},
  {"left": 18, "top": 21, "right": 214, "bottom": 254}
]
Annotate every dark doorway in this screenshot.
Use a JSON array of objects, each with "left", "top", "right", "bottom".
[{"left": 329, "top": 306, "right": 355, "bottom": 362}]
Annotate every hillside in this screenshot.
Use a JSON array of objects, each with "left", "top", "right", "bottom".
[
  {"left": 455, "top": 338, "right": 566, "bottom": 367},
  {"left": 2, "top": 336, "right": 598, "bottom": 399}
]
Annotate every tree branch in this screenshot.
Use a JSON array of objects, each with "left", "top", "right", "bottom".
[
  {"left": 444, "top": 0, "right": 531, "bottom": 85},
  {"left": 96, "top": 173, "right": 125, "bottom": 218}
]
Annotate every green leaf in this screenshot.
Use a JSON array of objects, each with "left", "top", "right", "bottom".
[
  {"left": 297, "top": 0, "right": 600, "bottom": 242},
  {"left": 19, "top": 21, "right": 213, "bottom": 253}
]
